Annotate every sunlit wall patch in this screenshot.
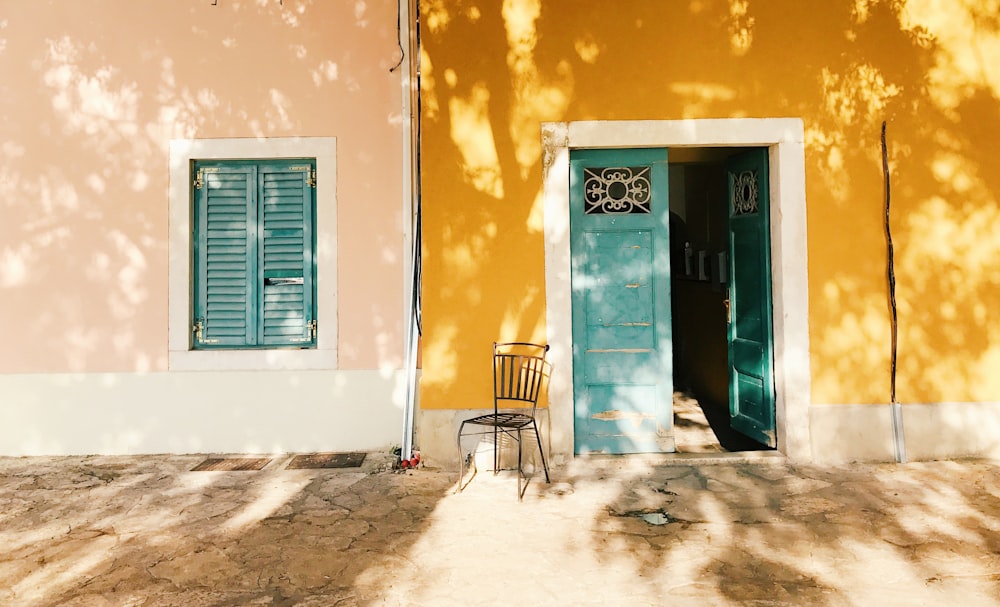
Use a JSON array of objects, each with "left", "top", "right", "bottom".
[{"left": 583, "top": 166, "right": 652, "bottom": 214}]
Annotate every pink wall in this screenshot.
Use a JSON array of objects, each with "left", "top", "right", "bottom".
[{"left": 0, "top": 0, "right": 405, "bottom": 373}]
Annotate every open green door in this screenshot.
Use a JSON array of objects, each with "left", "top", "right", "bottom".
[
  {"left": 726, "top": 149, "right": 776, "bottom": 447},
  {"left": 570, "top": 148, "right": 674, "bottom": 454}
]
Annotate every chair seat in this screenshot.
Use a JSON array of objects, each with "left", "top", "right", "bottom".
[{"left": 462, "top": 412, "right": 536, "bottom": 430}]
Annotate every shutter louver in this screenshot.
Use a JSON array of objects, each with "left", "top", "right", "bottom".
[
  {"left": 259, "top": 164, "right": 314, "bottom": 346},
  {"left": 196, "top": 166, "right": 257, "bottom": 347}
]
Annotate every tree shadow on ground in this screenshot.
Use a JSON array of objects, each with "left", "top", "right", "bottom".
[
  {"left": 5, "top": 455, "right": 1000, "bottom": 606},
  {"left": 552, "top": 458, "right": 1000, "bottom": 605},
  {"left": 0, "top": 454, "right": 454, "bottom": 606}
]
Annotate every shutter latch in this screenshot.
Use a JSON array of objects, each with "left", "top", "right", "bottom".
[
  {"left": 307, "top": 169, "right": 317, "bottom": 189},
  {"left": 290, "top": 320, "right": 317, "bottom": 344},
  {"left": 193, "top": 319, "right": 219, "bottom": 344}
]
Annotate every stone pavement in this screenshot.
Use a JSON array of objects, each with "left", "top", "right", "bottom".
[{"left": 2, "top": 452, "right": 1000, "bottom": 607}]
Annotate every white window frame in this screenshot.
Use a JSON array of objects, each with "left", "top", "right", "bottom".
[{"left": 168, "top": 137, "right": 338, "bottom": 371}]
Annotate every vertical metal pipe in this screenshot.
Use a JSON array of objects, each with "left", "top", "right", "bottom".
[
  {"left": 882, "top": 121, "right": 906, "bottom": 463},
  {"left": 399, "top": 0, "right": 420, "bottom": 463}
]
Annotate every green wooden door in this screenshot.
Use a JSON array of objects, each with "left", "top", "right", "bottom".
[
  {"left": 570, "top": 148, "right": 674, "bottom": 454},
  {"left": 726, "top": 149, "right": 776, "bottom": 447}
]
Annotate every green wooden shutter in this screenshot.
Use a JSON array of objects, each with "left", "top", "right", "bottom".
[
  {"left": 258, "top": 162, "right": 315, "bottom": 346},
  {"left": 194, "top": 165, "right": 257, "bottom": 348}
]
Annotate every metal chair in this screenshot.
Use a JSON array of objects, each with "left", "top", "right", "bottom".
[{"left": 457, "top": 342, "right": 551, "bottom": 500}]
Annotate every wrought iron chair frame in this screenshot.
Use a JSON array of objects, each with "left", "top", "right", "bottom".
[{"left": 457, "top": 342, "right": 551, "bottom": 499}]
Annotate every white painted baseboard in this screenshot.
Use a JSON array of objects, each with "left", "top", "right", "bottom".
[
  {"left": 810, "top": 402, "right": 1000, "bottom": 463},
  {"left": 0, "top": 370, "right": 404, "bottom": 456},
  {"left": 418, "top": 408, "right": 553, "bottom": 471}
]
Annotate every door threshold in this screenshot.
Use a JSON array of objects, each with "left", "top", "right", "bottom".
[{"left": 573, "top": 450, "right": 786, "bottom": 467}]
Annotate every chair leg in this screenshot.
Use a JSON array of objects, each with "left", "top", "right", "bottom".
[
  {"left": 516, "top": 428, "right": 523, "bottom": 501},
  {"left": 532, "top": 421, "right": 550, "bottom": 483},
  {"left": 493, "top": 425, "right": 500, "bottom": 475},
  {"left": 456, "top": 422, "right": 466, "bottom": 494}
]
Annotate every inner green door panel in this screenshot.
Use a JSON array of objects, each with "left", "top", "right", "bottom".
[{"left": 726, "top": 148, "right": 777, "bottom": 447}]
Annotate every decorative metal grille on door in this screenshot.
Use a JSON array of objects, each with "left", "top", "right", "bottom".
[
  {"left": 730, "top": 169, "right": 759, "bottom": 216},
  {"left": 584, "top": 166, "right": 652, "bottom": 214}
]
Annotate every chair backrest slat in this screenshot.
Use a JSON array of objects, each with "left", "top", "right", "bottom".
[{"left": 493, "top": 342, "right": 550, "bottom": 414}]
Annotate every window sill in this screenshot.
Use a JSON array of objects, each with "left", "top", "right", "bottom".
[{"left": 168, "top": 348, "right": 338, "bottom": 372}]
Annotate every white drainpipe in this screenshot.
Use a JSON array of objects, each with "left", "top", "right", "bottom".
[{"left": 398, "top": 0, "right": 420, "bottom": 462}]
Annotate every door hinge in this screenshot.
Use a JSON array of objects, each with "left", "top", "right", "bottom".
[
  {"left": 193, "top": 167, "right": 219, "bottom": 189},
  {"left": 288, "top": 165, "right": 316, "bottom": 188}
]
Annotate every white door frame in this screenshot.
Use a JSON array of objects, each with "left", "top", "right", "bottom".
[{"left": 542, "top": 118, "right": 812, "bottom": 463}]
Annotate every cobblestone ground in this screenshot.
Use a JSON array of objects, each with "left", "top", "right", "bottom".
[{"left": 1, "top": 453, "right": 999, "bottom": 606}]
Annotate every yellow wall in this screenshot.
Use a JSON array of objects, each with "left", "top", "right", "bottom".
[
  {"left": 0, "top": 0, "right": 407, "bottom": 373},
  {"left": 420, "top": 0, "right": 1000, "bottom": 408}
]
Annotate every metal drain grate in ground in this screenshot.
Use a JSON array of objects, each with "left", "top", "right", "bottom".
[
  {"left": 286, "top": 452, "right": 366, "bottom": 470},
  {"left": 191, "top": 457, "right": 272, "bottom": 472}
]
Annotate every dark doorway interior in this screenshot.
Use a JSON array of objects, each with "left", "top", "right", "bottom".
[{"left": 667, "top": 148, "right": 771, "bottom": 453}]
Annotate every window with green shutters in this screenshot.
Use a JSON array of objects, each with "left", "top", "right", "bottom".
[{"left": 192, "top": 159, "right": 317, "bottom": 349}]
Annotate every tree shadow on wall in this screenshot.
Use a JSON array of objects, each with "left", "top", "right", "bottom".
[
  {"left": 0, "top": 0, "right": 406, "bottom": 373},
  {"left": 419, "top": 0, "right": 1000, "bottom": 416}
]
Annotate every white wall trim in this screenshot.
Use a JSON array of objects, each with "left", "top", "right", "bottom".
[
  {"left": 167, "top": 137, "right": 338, "bottom": 371},
  {"left": 0, "top": 369, "right": 403, "bottom": 456},
  {"left": 810, "top": 402, "right": 1000, "bottom": 463},
  {"left": 418, "top": 407, "right": 550, "bottom": 471},
  {"left": 542, "top": 118, "right": 812, "bottom": 463}
]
